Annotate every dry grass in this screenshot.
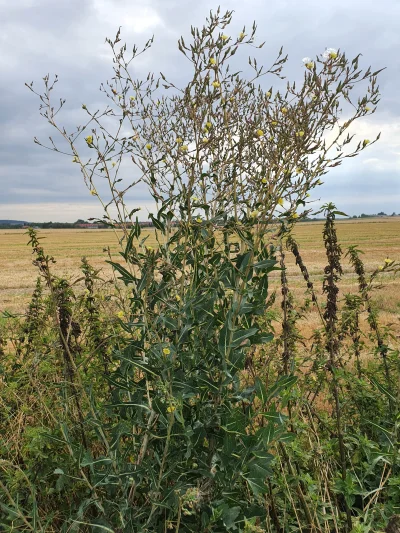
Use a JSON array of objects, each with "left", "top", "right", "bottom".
[{"left": 1, "top": 218, "right": 399, "bottom": 336}]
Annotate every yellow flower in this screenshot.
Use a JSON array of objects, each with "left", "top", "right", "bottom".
[
  {"left": 167, "top": 405, "right": 176, "bottom": 413},
  {"left": 384, "top": 258, "right": 393, "bottom": 264},
  {"left": 206, "top": 121, "right": 212, "bottom": 129},
  {"left": 269, "top": 136, "right": 274, "bottom": 141},
  {"left": 378, "top": 265, "right": 383, "bottom": 271},
  {"left": 192, "top": 196, "right": 199, "bottom": 202},
  {"left": 277, "top": 198, "right": 284, "bottom": 206},
  {"left": 210, "top": 57, "right": 217, "bottom": 65},
  {"left": 117, "top": 311, "right": 124, "bottom": 319},
  {"left": 176, "top": 137, "right": 183, "bottom": 144},
  {"left": 365, "top": 106, "right": 371, "bottom": 112},
  {"left": 90, "top": 189, "right": 97, "bottom": 196},
  {"left": 130, "top": 96, "right": 135, "bottom": 101},
  {"left": 296, "top": 167, "right": 302, "bottom": 174},
  {"left": 85, "top": 135, "right": 93, "bottom": 145},
  {"left": 265, "top": 91, "right": 271, "bottom": 98},
  {"left": 261, "top": 177, "right": 268, "bottom": 184},
  {"left": 239, "top": 32, "right": 246, "bottom": 39},
  {"left": 112, "top": 161, "right": 116, "bottom": 167},
  {"left": 292, "top": 212, "right": 299, "bottom": 219},
  {"left": 250, "top": 210, "right": 259, "bottom": 218},
  {"left": 281, "top": 107, "right": 288, "bottom": 114},
  {"left": 271, "top": 121, "right": 278, "bottom": 126},
  {"left": 221, "top": 34, "right": 229, "bottom": 41},
  {"left": 316, "top": 180, "right": 322, "bottom": 185},
  {"left": 306, "top": 193, "right": 310, "bottom": 198},
  {"left": 72, "top": 156, "right": 79, "bottom": 163},
  {"left": 212, "top": 81, "right": 220, "bottom": 88},
  {"left": 363, "top": 139, "right": 370, "bottom": 146},
  {"left": 163, "top": 347, "right": 171, "bottom": 355},
  {"left": 196, "top": 217, "right": 202, "bottom": 223},
  {"left": 202, "top": 137, "right": 209, "bottom": 143},
  {"left": 175, "top": 295, "right": 181, "bottom": 302},
  {"left": 179, "top": 145, "right": 188, "bottom": 152},
  {"left": 256, "top": 129, "right": 264, "bottom": 137},
  {"left": 146, "top": 143, "right": 152, "bottom": 150},
  {"left": 296, "top": 131, "right": 305, "bottom": 137}
]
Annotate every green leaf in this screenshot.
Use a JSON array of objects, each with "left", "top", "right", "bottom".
[
  {"left": 230, "top": 328, "right": 258, "bottom": 348},
  {"left": 222, "top": 506, "right": 241, "bottom": 529},
  {"left": 253, "top": 259, "right": 277, "bottom": 271},
  {"left": 254, "top": 377, "right": 267, "bottom": 404}
]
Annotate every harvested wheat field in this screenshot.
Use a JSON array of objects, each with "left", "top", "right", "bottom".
[{"left": 1, "top": 218, "right": 399, "bottom": 336}]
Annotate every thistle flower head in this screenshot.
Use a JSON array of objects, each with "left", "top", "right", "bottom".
[
  {"left": 302, "top": 57, "right": 314, "bottom": 69},
  {"left": 323, "top": 48, "right": 338, "bottom": 60}
]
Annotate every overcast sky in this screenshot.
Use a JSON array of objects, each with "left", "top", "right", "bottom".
[{"left": 0, "top": 0, "right": 399, "bottom": 222}]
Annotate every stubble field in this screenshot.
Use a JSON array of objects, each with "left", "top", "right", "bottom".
[{"left": 1, "top": 218, "right": 399, "bottom": 337}]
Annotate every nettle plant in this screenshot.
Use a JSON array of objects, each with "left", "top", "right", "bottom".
[{"left": 27, "top": 9, "right": 382, "bottom": 532}]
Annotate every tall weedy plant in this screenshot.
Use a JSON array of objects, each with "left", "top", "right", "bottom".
[{"left": 23, "top": 8, "right": 383, "bottom": 531}]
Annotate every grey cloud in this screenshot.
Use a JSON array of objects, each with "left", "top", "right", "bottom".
[{"left": 0, "top": 0, "right": 399, "bottom": 220}]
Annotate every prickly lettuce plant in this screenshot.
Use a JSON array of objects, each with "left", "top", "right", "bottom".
[{"left": 1, "top": 8, "right": 385, "bottom": 532}]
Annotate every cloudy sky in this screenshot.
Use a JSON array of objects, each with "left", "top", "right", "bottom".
[{"left": 0, "top": 0, "right": 399, "bottom": 222}]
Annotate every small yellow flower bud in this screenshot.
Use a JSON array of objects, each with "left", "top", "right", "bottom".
[
  {"left": 239, "top": 32, "right": 246, "bottom": 39},
  {"left": 179, "top": 145, "right": 188, "bottom": 152},
  {"left": 176, "top": 137, "right": 183, "bottom": 144},
  {"left": 167, "top": 405, "right": 176, "bottom": 413},
  {"left": 112, "top": 161, "right": 116, "bottom": 167},
  {"left": 202, "top": 137, "right": 209, "bottom": 143},
  {"left": 175, "top": 295, "right": 181, "bottom": 302},
  {"left": 90, "top": 189, "right": 97, "bottom": 196},
  {"left": 146, "top": 143, "right": 152, "bottom": 150},
  {"left": 269, "top": 136, "right": 274, "bottom": 141},
  {"left": 163, "top": 347, "right": 171, "bottom": 355},
  {"left": 250, "top": 210, "right": 259, "bottom": 218},
  {"left": 363, "top": 139, "right": 370, "bottom": 146},
  {"left": 378, "top": 265, "right": 383, "bottom": 271},
  {"left": 296, "top": 167, "right": 302, "bottom": 174},
  {"left": 384, "top": 258, "right": 393, "bottom": 264},
  {"left": 210, "top": 57, "right": 216, "bottom": 65},
  {"left": 72, "top": 156, "right": 79, "bottom": 163},
  {"left": 221, "top": 34, "right": 229, "bottom": 41},
  {"left": 365, "top": 106, "right": 371, "bottom": 112},
  {"left": 85, "top": 135, "right": 93, "bottom": 145},
  {"left": 196, "top": 217, "right": 202, "bottom": 223},
  {"left": 281, "top": 107, "right": 288, "bottom": 114},
  {"left": 265, "top": 91, "right": 271, "bottom": 98},
  {"left": 130, "top": 96, "right": 135, "bottom": 101},
  {"left": 256, "top": 129, "right": 264, "bottom": 137},
  {"left": 292, "top": 212, "right": 299, "bottom": 219},
  {"left": 212, "top": 81, "right": 220, "bottom": 88},
  {"left": 206, "top": 121, "right": 212, "bottom": 129},
  {"left": 278, "top": 198, "right": 284, "bottom": 206},
  {"left": 261, "top": 177, "right": 268, "bottom": 184},
  {"left": 117, "top": 311, "right": 124, "bottom": 319},
  {"left": 296, "top": 131, "right": 305, "bottom": 137},
  {"left": 271, "top": 121, "right": 278, "bottom": 126}
]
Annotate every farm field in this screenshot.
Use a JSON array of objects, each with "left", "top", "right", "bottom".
[{"left": 1, "top": 217, "right": 399, "bottom": 335}]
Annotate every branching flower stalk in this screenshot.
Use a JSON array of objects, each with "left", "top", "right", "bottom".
[{"left": 322, "top": 203, "right": 352, "bottom": 532}]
